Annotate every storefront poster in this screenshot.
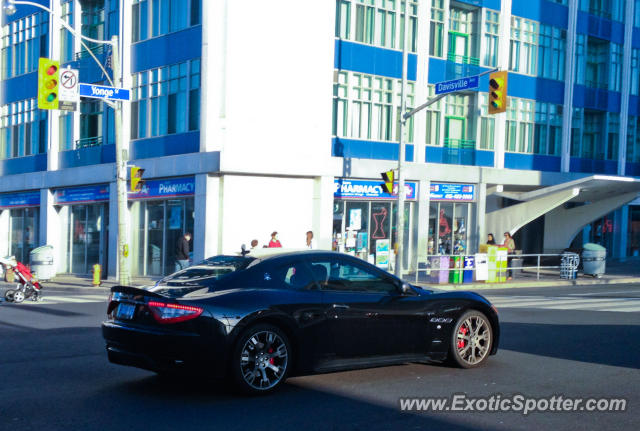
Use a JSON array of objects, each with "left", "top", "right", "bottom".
[
  {"left": 129, "top": 177, "right": 195, "bottom": 200},
  {"left": 430, "top": 183, "right": 475, "bottom": 202},
  {"left": 0, "top": 191, "right": 40, "bottom": 208},
  {"left": 169, "top": 206, "right": 182, "bottom": 229},
  {"left": 349, "top": 208, "right": 362, "bottom": 230},
  {"left": 375, "top": 239, "right": 390, "bottom": 269},
  {"left": 334, "top": 179, "right": 418, "bottom": 200},
  {"left": 54, "top": 185, "right": 109, "bottom": 204}
]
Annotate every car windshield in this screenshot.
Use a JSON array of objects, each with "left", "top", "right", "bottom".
[{"left": 147, "top": 255, "right": 254, "bottom": 297}]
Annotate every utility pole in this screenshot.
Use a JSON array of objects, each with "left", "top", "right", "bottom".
[{"left": 395, "top": 0, "right": 409, "bottom": 278}]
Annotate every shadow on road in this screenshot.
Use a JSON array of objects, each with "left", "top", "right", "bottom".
[{"left": 500, "top": 321, "right": 640, "bottom": 369}]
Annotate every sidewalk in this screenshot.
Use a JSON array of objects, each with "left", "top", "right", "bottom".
[
  {"left": 0, "top": 274, "right": 160, "bottom": 290},
  {"left": 410, "top": 258, "right": 640, "bottom": 291}
]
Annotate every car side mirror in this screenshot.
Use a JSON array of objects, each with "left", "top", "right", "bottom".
[{"left": 400, "top": 282, "right": 414, "bottom": 295}]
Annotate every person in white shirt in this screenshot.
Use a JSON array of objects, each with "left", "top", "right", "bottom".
[{"left": 305, "top": 231, "right": 316, "bottom": 249}]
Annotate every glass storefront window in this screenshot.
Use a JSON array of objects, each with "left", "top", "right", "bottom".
[
  {"left": 629, "top": 206, "right": 640, "bottom": 257},
  {"left": 66, "top": 204, "right": 108, "bottom": 274},
  {"left": 9, "top": 207, "right": 39, "bottom": 263},
  {"left": 428, "top": 202, "right": 471, "bottom": 255},
  {"left": 132, "top": 198, "right": 195, "bottom": 277}
]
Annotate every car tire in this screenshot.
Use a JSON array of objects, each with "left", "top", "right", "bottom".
[
  {"left": 230, "top": 323, "right": 291, "bottom": 395},
  {"left": 448, "top": 310, "right": 493, "bottom": 369},
  {"left": 4, "top": 289, "right": 15, "bottom": 302}
]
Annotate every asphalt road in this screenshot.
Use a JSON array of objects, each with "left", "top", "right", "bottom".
[{"left": 0, "top": 284, "right": 638, "bottom": 431}]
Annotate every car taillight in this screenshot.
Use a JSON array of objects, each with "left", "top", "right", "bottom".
[
  {"left": 107, "top": 294, "right": 117, "bottom": 317},
  {"left": 147, "top": 301, "right": 204, "bottom": 324}
]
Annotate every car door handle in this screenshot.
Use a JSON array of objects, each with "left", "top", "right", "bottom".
[{"left": 332, "top": 304, "right": 350, "bottom": 309}]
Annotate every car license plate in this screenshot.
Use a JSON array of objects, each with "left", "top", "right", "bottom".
[{"left": 115, "top": 303, "right": 136, "bottom": 320}]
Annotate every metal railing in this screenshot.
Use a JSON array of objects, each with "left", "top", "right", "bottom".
[
  {"left": 415, "top": 252, "right": 580, "bottom": 284},
  {"left": 75, "top": 136, "right": 103, "bottom": 149},
  {"left": 447, "top": 53, "right": 480, "bottom": 66}
]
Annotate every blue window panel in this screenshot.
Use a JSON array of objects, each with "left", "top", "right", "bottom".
[
  {"left": 512, "top": 1, "right": 568, "bottom": 29},
  {"left": 633, "top": 28, "right": 640, "bottom": 49},
  {"left": 573, "top": 85, "right": 621, "bottom": 112},
  {"left": 4, "top": 0, "right": 49, "bottom": 24},
  {"left": 626, "top": 163, "right": 640, "bottom": 177},
  {"left": 424, "top": 146, "right": 487, "bottom": 167},
  {"left": 1, "top": 73, "right": 37, "bottom": 105},
  {"left": 507, "top": 73, "right": 565, "bottom": 104},
  {"left": 505, "top": 153, "right": 561, "bottom": 171},
  {"left": 427, "top": 58, "right": 448, "bottom": 83},
  {"left": 570, "top": 157, "right": 618, "bottom": 174},
  {"left": 576, "top": 12, "right": 625, "bottom": 44},
  {"left": 130, "top": 131, "right": 200, "bottom": 159},
  {"left": 630, "top": 96, "right": 639, "bottom": 117},
  {"left": 334, "top": 40, "right": 417, "bottom": 81},
  {"left": 132, "top": 26, "right": 202, "bottom": 73},
  {"left": 0, "top": 154, "right": 47, "bottom": 176},
  {"left": 332, "top": 138, "right": 414, "bottom": 161},
  {"left": 452, "top": 0, "right": 500, "bottom": 9},
  {"left": 475, "top": 150, "right": 495, "bottom": 167},
  {"left": 58, "top": 144, "right": 116, "bottom": 169}
]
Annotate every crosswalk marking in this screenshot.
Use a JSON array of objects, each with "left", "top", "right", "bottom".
[
  {"left": 12, "top": 294, "right": 108, "bottom": 305},
  {"left": 486, "top": 295, "right": 640, "bottom": 313}
]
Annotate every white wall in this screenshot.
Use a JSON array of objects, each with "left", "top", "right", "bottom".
[
  {"left": 220, "top": 175, "right": 315, "bottom": 253},
  {"left": 219, "top": 0, "right": 335, "bottom": 176}
]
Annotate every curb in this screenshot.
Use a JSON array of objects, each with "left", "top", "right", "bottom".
[{"left": 416, "top": 277, "right": 640, "bottom": 291}]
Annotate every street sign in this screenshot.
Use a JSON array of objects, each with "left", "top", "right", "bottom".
[
  {"left": 79, "top": 83, "right": 130, "bottom": 101},
  {"left": 434, "top": 76, "right": 479, "bottom": 95},
  {"left": 58, "top": 68, "right": 79, "bottom": 111}
]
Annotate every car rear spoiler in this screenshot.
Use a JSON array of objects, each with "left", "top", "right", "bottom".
[{"left": 110, "top": 285, "right": 165, "bottom": 299}]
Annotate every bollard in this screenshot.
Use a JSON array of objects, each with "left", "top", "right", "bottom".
[{"left": 92, "top": 264, "right": 101, "bottom": 286}]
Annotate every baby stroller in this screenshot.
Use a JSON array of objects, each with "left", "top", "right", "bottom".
[{"left": 1, "top": 256, "right": 43, "bottom": 303}]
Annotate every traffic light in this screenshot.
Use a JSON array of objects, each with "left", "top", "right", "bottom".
[
  {"left": 130, "top": 165, "right": 145, "bottom": 192},
  {"left": 488, "top": 71, "right": 508, "bottom": 115},
  {"left": 38, "top": 58, "right": 60, "bottom": 110},
  {"left": 380, "top": 170, "right": 395, "bottom": 194}
]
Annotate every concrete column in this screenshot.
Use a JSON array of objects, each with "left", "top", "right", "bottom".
[
  {"left": 415, "top": 179, "right": 431, "bottom": 270},
  {"left": 107, "top": 181, "right": 119, "bottom": 278},
  {"left": 39, "top": 188, "right": 62, "bottom": 274},
  {"left": 476, "top": 181, "right": 487, "bottom": 252},
  {"left": 312, "top": 176, "right": 334, "bottom": 250},
  {"left": 493, "top": 0, "right": 511, "bottom": 169},
  {"left": 0, "top": 210, "right": 9, "bottom": 257},
  {"left": 561, "top": 0, "right": 579, "bottom": 172},
  {"left": 199, "top": 0, "right": 227, "bottom": 153},
  {"left": 617, "top": 0, "right": 635, "bottom": 176},
  {"left": 193, "top": 174, "right": 220, "bottom": 262}
]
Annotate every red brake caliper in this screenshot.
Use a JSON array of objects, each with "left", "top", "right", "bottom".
[
  {"left": 457, "top": 325, "right": 468, "bottom": 349},
  {"left": 268, "top": 347, "right": 275, "bottom": 364}
]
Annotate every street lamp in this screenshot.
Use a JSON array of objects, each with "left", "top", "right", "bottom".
[{"left": 3, "top": 0, "right": 131, "bottom": 285}]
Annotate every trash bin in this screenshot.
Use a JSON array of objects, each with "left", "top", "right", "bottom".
[
  {"left": 582, "top": 243, "right": 606, "bottom": 278},
  {"left": 560, "top": 252, "right": 579, "bottom": 279},
  {"left": 29, "top": 245, "right": 55, "bottom": 281},
  {"left": 463, "top": 256, "right": 475, "bottom": 283}
]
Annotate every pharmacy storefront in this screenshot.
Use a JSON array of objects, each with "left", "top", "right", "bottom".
[
  {"left": 54, "top": 185, "right": 110, "bottom": 275},
  {"left": 129, "top": 177, "right": 195, "bottom": 277},
  {"left": 0, "top": 191, "right": 40, "bottom": 264},
  {"left": 427, "top": 182, "right": 476, "bottom": 256},
  {"left": 332, "top": 178, "right": 418, "bottom": 270}
]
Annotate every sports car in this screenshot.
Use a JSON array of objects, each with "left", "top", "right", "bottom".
[{"left": 102, "top": 250, "right": 499, "bottom": 394}]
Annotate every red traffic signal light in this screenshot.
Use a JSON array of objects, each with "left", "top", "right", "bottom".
[{"left": 38, "top": 58, "right": 60, "bottom": 110}]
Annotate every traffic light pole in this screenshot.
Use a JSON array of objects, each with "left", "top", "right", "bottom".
[{"left": 111, "top": 35, "right": 131, "bottom": 286}]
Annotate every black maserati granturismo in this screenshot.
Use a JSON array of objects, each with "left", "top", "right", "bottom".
[{"left": 103, "top": 250, "right": 499, "bottom": 394}]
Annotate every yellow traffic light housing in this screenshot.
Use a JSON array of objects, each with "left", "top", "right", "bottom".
[
  {"left": 130, "top": 165, "right": 145, "bottom": 192},
  {"left": 380, "top": 170, "right": 395, "bottom": 194},
  {"left": 38, "top": 58, "right": 60, "bottom": 110},
  {"left": 488, "top": 71, "right": 508, "bottom": 115}
]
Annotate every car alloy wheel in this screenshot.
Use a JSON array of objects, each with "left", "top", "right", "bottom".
[
  {"left": 233, "top": 324, "right": 290, "bottom": 394},
  {"left": 450, "top": 311, "right": 492, "bottom": 368}
]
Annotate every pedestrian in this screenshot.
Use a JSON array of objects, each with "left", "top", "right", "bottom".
[
  {"left": 175, "top": 232, "right": 192, "bottom": 271},
  {"left": 268, "top": 231, "right": 282, "bottom": 248},
  {"left": 305, "top": 231, "right": 316, "bottom": 249},
  {"left": 250, "top": 239, "right": 259, "bottom": 249},
  {"left": 502, "top": 231, "right": 516, "bottom": 279},
  {"left": 487, "top": 233, "right": 496, "bottom": 245}
]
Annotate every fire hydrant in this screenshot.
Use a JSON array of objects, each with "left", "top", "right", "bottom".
[{"left": 92, "top": 264, "right": 101, "bottom": 286}]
